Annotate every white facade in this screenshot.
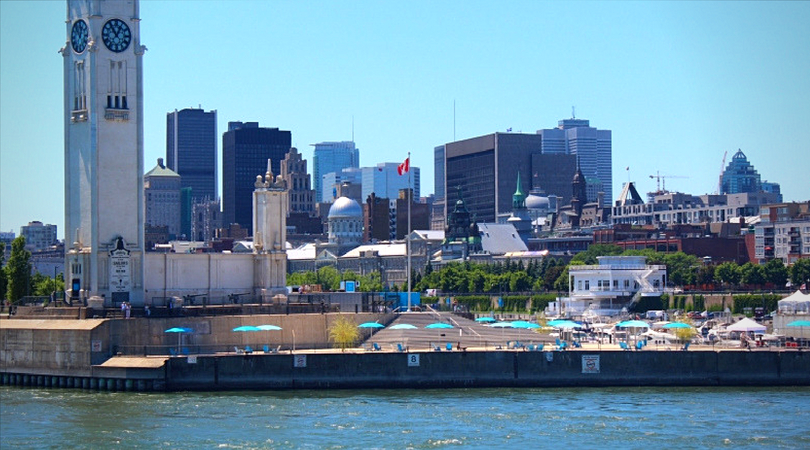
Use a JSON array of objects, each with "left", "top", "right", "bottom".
[
  {"left": 144, "top": 158, "right": 181, "bottom": 237},
  {"left": 547, "top": 256, "right": 667, "bottom": 318},
  {"left": 20, "top": 222, "right": 58, "bottom": 252},
  {"left": 63, "top": 0, "right": 145, "bottom": 306},
  {"left": 361, "top": 163, "right": 420, "bottom": 202}
]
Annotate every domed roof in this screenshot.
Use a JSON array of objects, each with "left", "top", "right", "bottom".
[
  {"left": 525, "top": 194, "right": 550, "bottom": 209},
  {"left": 328, "top": 197, "right": 362, "bottom": 219}
]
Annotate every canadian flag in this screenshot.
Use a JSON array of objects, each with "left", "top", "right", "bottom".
[{"left": 397, "top": 157, "right": 410, "bottom": 175}]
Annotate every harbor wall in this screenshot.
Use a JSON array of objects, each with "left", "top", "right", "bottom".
[
  {"left": 2, "top": 349, "right": 808, "bottom": 392},
  {"left": 0, "top": 313, "right": 394, "bottom": 374},
  {"left": 162, "top": 350, "right": 810, "bottom": 391}
]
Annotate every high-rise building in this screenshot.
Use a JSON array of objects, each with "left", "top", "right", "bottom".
[
  {"left": 321, "top": 168, "right": 362, "bottom": 203},
  {"left": 63, "top": 0, "right": 145, "bottom": 305},
  {"left": 361, "top": 163, "right": 420, "bottom": 203},
  {"left": 166, "top": 107, "right": 218, "bottom": 202},
  {"left": 720, "top": 149, "right": 781, "bottom": 200},
  {"left": 311, "top": 141, "right": 359, "bottom": 202},
  {"left": 280, "top": 147, "right": 315, "bottom": 214},
  {"left": 537, "top": 118, "right": 612, "bottom": 206},
  {"left": 222, "top": 122, "right": 291, "bottom": 234},
  {"left": 20, "top": 221, "right": 58, "bottom": 252},
  {"left": 144, "top": 158, "right": 181, "bottom": 241},
  {"left": 444, "top": 133, "right": 544, "bottom": 223},
  {"left": 434, "top": 145, "right": 445, "bottom": 201}
]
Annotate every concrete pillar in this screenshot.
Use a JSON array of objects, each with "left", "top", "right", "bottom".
[
  {"left": 106, "top": 378, "right": 115, "bottom": 391},
  {"left": 136, "top": 379, "right": 146, "bottom": 391},
  {"left": 23, "top": 375, "right": 30, "bottom": 386},
  {"left": 90, "top": 378, "right": 98, "bottom": 390},
  {"left": 125, "top": 379, "right": 134, "bottom": 391},
  {"left": 37, "top": 376, "right": 44, "bottom": 386},
  {"left": 66, "top": 377, "right": 74, "bottom": 388},
  {"left": 82, "top": 378, "right": 90, "bottom": 389},
  {"left": 115, "top": 379, "right": 124, "bottom": 391},
  {"left": 58, "top": 377, "right": 66, "bottom": 388}
]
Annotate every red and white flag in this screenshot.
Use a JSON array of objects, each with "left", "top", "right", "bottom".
[{"left": 397, "top": 157, "right": 410, "bottom": 175}]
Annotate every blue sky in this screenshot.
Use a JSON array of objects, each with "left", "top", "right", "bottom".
[{"left": 1, "top": 1, "right": 809, "bottom": 239}]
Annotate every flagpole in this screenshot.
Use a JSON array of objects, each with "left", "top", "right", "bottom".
[{"left": 407, "top": 151, "right": 412, "bottom": 313}]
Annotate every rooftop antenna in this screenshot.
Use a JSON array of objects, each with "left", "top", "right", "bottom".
[{"left": 572, "top": 106, "right": 576, "bottom": 119}]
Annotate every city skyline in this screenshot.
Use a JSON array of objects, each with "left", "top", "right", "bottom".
[{"left": 2, "top": 1, "right": 809, "bottom": 238}]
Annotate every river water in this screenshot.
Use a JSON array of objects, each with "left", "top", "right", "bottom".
[{"left": 2, "top": 386, "right": 808, "bottom": 449}]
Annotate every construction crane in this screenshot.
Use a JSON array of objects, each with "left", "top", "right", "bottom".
[
  {"left": 717, "top": 150, "right": 728, "bottom": 194},
  {"left": 649, "top": 171, "right": 689, "bottom": 192}
]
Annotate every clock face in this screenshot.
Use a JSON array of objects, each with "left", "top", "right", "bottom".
[
  {"left": 71, "top": 20, "right": 88, "bottom": 53},
  {"left": 101, "top": 19, "right": 131, "bottom": 53}
]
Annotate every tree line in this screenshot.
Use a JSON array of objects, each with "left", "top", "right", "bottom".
[
  {"left": 1, "top": 236, "right": 65, "bottom": 304},
  {"left": 285, "top": 244, "right": 810, "bottom": 295}
]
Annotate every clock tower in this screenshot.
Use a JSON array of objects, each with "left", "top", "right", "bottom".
[{"left": 62, "top": 0, "right": 145, "bottom": 306}]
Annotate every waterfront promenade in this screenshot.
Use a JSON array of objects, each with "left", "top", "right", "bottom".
[{"left": 2, "top": 310, "right": 809, "bottom": 392}]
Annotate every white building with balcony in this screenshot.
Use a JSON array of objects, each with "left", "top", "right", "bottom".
[{"left": 546, "top": 255, "right": 667, "bottom": 319}]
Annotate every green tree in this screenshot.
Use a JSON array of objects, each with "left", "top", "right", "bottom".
[
  {"left": 544, "top": 265, "right": 564, "bottom": 291},
  {"left": 0, "top": 242, "right": 6, "bottom": 301},
  {"left": 328, "top": 315, "right": 361, "bottom": 352},
  {"left": 34, "top": 273, "right": 65, "bottom": 298},
  {"left": 740, "top": 262, "right": 765, "bottom": 287},
  {"left": 715, "top": 262, "right": 741, "bottom": 287},
  {"left": 662, "top": 252, "right": 699, "bottom": 287},
  {"left": 696, "top": 264, "right": 716, "bottom": 286},
  {"left": 316, "top": 266, "right": 341, "bottom": 291},
  {"left": 789, "top": 258, "right": 810, "bottom": 287},
  {"left": 553, "top": 265, "right": 571, "bottom": 292},
  {"left": 763, "top": 259, "right": 788, "bottom": 287},
  {"left": 4, "top": 236, "right": 31, "bottom": 303},
  {"left": 509, "top": 271, "right": 532, "bottom": 292}
]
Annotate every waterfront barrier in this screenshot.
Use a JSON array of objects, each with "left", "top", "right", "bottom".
[{"left": 2, "top": 349, "right": 808, "bottom": 392}]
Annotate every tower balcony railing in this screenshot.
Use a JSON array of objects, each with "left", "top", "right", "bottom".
[
  {"left": 105, "top": 108, "right": 129, "bottom": 121},
  {"left": 70, "top": 109, "right": 88, "bottom": 123}
]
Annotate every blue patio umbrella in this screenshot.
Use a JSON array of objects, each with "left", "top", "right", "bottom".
[
  {"left": 425, "top": 323, "right": 454, "bottom": 329},
  {"left": 233, "top": 325, "right": 261, "bottom": 332},
  {"left": 165, "top": 327, "right": 193, "bottom": 333},
  {"left": 617, "top": 320, "right": 651, "bottom": 329},
  {"left": 389, "top": 323, "right": 417, "bottom": 330},
  {"left": 257, "top": 324, "right": 283, "bottom": 331},
  {"left": 475, "top": 317, "right": 496, "bottom": 323},
  {"left": 550, "top": 320, "right": 580, "bottom": 329},
  {"left": 164, "top": 327, "right": 193, "bottom": 353},
  {"left": 787, "top": 320, "right": 810, "bottom": 344},
  {"left": 662, "top": 322, "right": 692, "bottom": 329},
  {"left": 488, "top": 322, "right": 514, "bottom": 328},
  {"left": 358, "top": 321, "right": 385, "bottom": 339},
  {"left": 547, "top": 319, "right": 574, "bottom": 327},
  {"left": 511, "top": 321, "right": 541, "bottom": 329}
]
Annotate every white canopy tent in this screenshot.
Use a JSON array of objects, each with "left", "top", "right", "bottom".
[
  {"left": 777, "top": 290, "right": 810, "bottom": 315},
  {"left": 727, "top": 317, "right": 766, "bottom": 333}
]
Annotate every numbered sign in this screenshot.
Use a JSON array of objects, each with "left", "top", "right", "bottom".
[
  {"left": 582, "top": 355, "right": 600, "bottom": 374},
  {"left": 293, "top": 354, "right": 307, "bottom": 368},
  {"left": 407, "top": 354, "right": 420, "bottom": 367}
]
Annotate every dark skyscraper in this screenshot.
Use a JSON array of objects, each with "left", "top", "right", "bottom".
[
  {"left": 222, "top": 122, "right": 291, "bottom": 234},
  {"left": 166, "top": 108, "right": 218, "bottom": 202}
]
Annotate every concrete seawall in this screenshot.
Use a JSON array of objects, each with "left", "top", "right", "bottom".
[
  {"left": 3, "top": 350, "right": 809, "bottom": 392},
  {"left": 163, "top": 350, "right": 809, "bottom": 391}
]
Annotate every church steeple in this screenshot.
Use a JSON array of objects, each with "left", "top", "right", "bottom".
[{"left": 512, "top": 171, "right": 526, "bottom": 210}]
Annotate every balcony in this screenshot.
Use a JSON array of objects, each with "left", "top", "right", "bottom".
[
  {"left": 70, "top": 109, "right": 88, "bottom": 123},
  {"left": 105, "top": 108, "right": 129, "bottom": 121}
]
